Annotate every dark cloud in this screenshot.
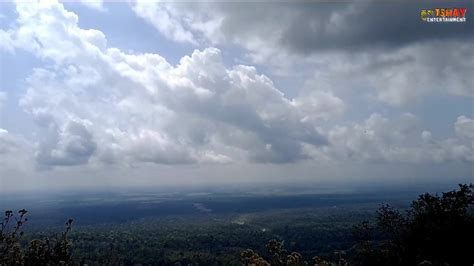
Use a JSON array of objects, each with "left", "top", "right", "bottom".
[
  {"left": 36, "top": 120, "right": 97, "bottom": 166},
  {"left": 156, "top": 1, "right": 473, "bottom": 54},
  {"left": 279, "top": 1, "right": 473, "bottom": 53},
  {"left": 207, "top": 103, "right": 327, "bottom": 163}
]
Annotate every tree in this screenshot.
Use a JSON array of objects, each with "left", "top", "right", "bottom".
[
  {"left": 0, "top": 209, "right": 74, "bottom": 265},
  {"left": 353, "top": 184, "right": 474, "bottom": 266},
  {"left": 244, "top": 184, "right": 473, "bottom": 266},
  {"left": 241, "top": 239, "right": 347, "bottom": 266}
]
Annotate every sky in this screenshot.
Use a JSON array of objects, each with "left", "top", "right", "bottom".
[{"left": 0, "top": 0, "right": 473, "bottom": 193}]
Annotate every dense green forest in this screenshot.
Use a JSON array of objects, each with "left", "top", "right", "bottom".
[{"left": 1, "top": 184, "right": 473, "bottom": 265}]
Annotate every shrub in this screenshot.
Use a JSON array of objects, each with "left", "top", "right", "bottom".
[{"left": 0, "top": 209, "right": 74, "bottom": 265}]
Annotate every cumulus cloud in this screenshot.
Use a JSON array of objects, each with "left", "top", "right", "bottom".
[
  {"left": 3, "top": 1, "right": 336, "bottom": 167},
  {"left": 132, "top": 2, "right": 200, "bottom": 44},
  {"left": 34, "top": 119, "right": 97, "bottom": 166},
  {"left": 132, "top": 1, "right": 474, "bottom": 106},
  {"left": 0, "top": 1, "right": 472, "bottom": 172},
  {"left": 292, "top": 90, "right": 346, "bottom": 122},
  {"left": 306, "top": 113, "right": 473, "bottom": 163}
]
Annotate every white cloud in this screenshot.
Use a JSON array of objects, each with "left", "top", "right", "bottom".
[
  {"left": 124, "top": 129, "right": 195, "bottom": 165},
  {"left": 455, "top": 116, "right": 474, "bottom": 140},
  {"left": 292, "top": 90, "right": 346, "bottom": 122},
  {"left": 1, "top": 1, "right": 472, "bottom": 172},
  {"left": 312, "top": 113, "right": 473, "bottom": 163},
  {"left": 77, "top": 0, "right": 105, "bottom": 11},
  {"left": 131, "top": 2, "right": 474, "bottom": 106},
  {"left": 5, "top": 1, "right": 337, "bottom": 167},
  {"left": 131, "top": 1, "right": 227, "bottom": 46},
  {"left": 132, "top": 2, "right": 198, "bottom": 44}
]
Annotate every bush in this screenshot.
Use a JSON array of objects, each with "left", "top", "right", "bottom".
[{"left": 0, "top": 209, "right": 74, "bottom": 265}]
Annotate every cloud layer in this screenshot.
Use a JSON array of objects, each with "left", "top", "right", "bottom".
[
  {"left": 133, "top": 1, "right": 474, "bottom": 52},
  {"left": 0, "top": 1, "right": 472, "bottom": 179},
  {"left": 2, "top": 2, "right": 338, "bottom": 166},
  {"left": 133, "top": 1, "right": 474, "bottom": 106}
]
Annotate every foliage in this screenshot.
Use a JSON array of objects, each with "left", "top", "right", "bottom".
[
  {"left": 352, "top": 184, "right": 474, "bottom": 266},
  {"left": 4, "top": 184, "right": 471, "bottom": 265},
  {"left": 60, "top": 207, "right": 367, "bottom": 265},
  {"left": 241, "top": 239, "right": 348, "bottom": 266},
  {"left": 242, "top": 184, "right": 473, "bottom": 266},
  {"left": 0, "top": 209, "right": 73, "bottom": 265}
]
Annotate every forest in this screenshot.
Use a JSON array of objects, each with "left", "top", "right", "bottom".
[{"left": 1, "top": 184, "right": 473, "bottom": 265}]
